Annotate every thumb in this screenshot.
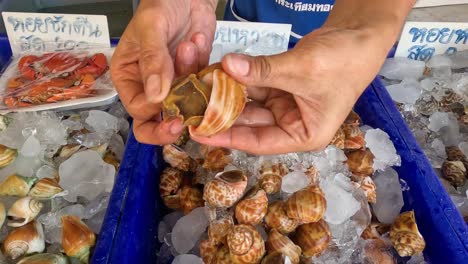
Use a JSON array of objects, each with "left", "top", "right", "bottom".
[
  {"left": 221, "top": 52, "right": 292, "bottom": 89},
  {"left": 139, "top": 29, "right": 174, "bottom": 104}
]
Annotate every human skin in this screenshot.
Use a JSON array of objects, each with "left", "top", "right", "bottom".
[{"left": 110, "top": 0, "right": 416, "bottom": 155}]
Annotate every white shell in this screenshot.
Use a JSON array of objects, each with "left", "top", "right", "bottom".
[
  {"left": 7, "top": 197, "right": 43, "bottom": 227},
  {"left": 4, "top": 220, "right": 45, "bottom": 259}
]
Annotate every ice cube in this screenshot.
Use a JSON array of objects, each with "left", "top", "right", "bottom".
[
  {"left": 20, "top": 135, "right": 41, "bottom": 157},
  {"left": 459, "top": 142, "right": 468, "bottom": 157},
  {"left": 420, "top": 78, "right": 437, "bottom": 91},
  {"left": 450, "top": 50, "right": 468, "bottom": 69},
  {"left": 36, "top": 114, "right": 68, "bottom": 146},
  {"left": 171, "top": 207, "right": 209, "bottom": 254},
  {"left": 428, "top": 112, "right": 450, "bottom": 132},
  {"left": 431, "top": 138, "right": 447, "bottom": 159},
  {"left": 450, "top": 73, "right": 468, "bottom": 96},
  {"left": 61, "top": 118, "right": 83, "bottom": 131},
  {"left": 172, "top": 254, "right": 203, "bottom": 264},
  {"left": 321, "top": 177, "right": 361, "bottom": 225},
  {"left": 39, "top": 204, "right": 86, "bottom": 229},
  {"left": 281, "top": 171, "right": 311, "bottom": 193},
  {"left": 15, "top": 154, "right": 42, "bottom": 177},
  {"left": 44, "top": 226, "right": 62, "bottom": 244},
  {"left": 85, "top": 210, "right": 107, "bottom": 234},
  {"left": 365, "top": 129, "right": 401, "bottom": 171},
  {"left": 83, "top": 192, "right": 110, "bottom": 219},
  {"left": 58, "top": 150, "right": 116, "bottom": 202},
  {"left": 379, "top": 57, "right": 425, "bottom": 80},
  {"left": 426, "top": 55, "right": 453, "bottom": 68},
  {"left": 163, "top": 211, "right": 185, "bottom": 230},
  {"left": 386, "top": 79, "right": 422, "bottom": 105},
  {"left": 407, "top": 254, "right": 427, "bottom": 264},
  {"left": 372, "top": 168, "right": 404, "bottom": 224},
  {"left": 85, "top": 110, "right": 119, "bottom": 133},
  {"left": 324, "top": 146, "right": 347, "bottom": 167},
  {"left": 109, "top": 134, "right": 125, "bottom": 159},
  {"left": 158, "top": 221, "right": 170, "bottom": 243},
  {"left": 35, "top": 165, "right": 57, "bottom": 179}
]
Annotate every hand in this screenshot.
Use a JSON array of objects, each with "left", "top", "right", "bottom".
[
  {"left": 110, "top": 0, "right": 217, "bottom": 145},
  {"left": 190, "top": 26, "right": 395, "bottom": 155}
]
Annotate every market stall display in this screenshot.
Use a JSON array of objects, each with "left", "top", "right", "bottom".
[
  {"left": 379, "top": 51, "right": 468, "bottom": 223},
  {"left": 0, "top": 103, "right": 128, "bottom": 263}
]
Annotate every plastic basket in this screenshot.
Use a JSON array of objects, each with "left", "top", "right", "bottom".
[{"left": 107, "top": 78, "right": 468, "bottom": 264}]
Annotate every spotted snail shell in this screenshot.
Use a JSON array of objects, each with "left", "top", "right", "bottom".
[
  {"left": 203, "top": 170, "right": 248, "bottom": 208},
  {"left": 163, "top": 144, "right": 193, "bottom": 172},
  {"left": 389, "top": 211, "right": 426, "bottom": 257},
  {"left": 293, "top": 219, "right": 331, "bottom": 258},
  {"left": 345, "top": 149, "right": 375, "bottom": 177},
  {"left": 0, "top": 174, "right": 37, "bottom": 197},
  {"left": 362, "top": 239, "right": 397, "bottom": 264},
  {"left": 361, "top": 176, "right": 377, "bottom": 204},
  {"left": 361, "top": 222, "right": 391, "bottom": 240},
  {"left": 304, "top": 166, "right": 319, "bottom": 186},
  {"left": 17, "top": 253, "right": 69, "bottom": 264},
  {"left": 258, "top": 162, "right": 289, "bottom": 195},
  {"left": 61, "top": 215, "right": 96, "bottom": 263},
  {"left": 179, "top": 185, "right": 204, "bottom": 215},
  {"left": 202, "top": 147, "right": 232, "bottom": 172},
  {"left": 227, "top": 224, "right": 266, "bottom": 264},
  {"left": 441, "top": 160, "right": 466, "bottom": 187},
  {"left": 189, "top": 69, "right": 247, "bottom": 137},
  {"left": 208, "top": 217, "right": 234, "bottom": 245},
  {"left": 159, "top": 167, "right": 184, "bottom": 209},
  {"left": 261, "top": 252, "right": 288, "bottom": 264},
  {"left": 286, "top": 185, "right": 326, "bottom": 224},
  {"left": 329, "top": 126, "right": 345, "bottom": 149},
  {"left": 28, "top": 178, "right": 64, "bottom": 200},
  {"left": 213, "top": 245, "right": 234, "bottom": 264},
  {"left": 266, "top": 229, "right": 302, "bottom": 264},
  {"left": 235, "top": 187, "right": 268, "bottom": 225},
  {"left": 445, "top": 146, "right": 468, "bottom": 170},
  {"left": 264, "top": 201, "right": 299, "bottom": 234},
  {"left": 345, "top": 110, "right": 361, "bottom": 127},
  {"left": 200, "top": 239, "right": 220, "bottom": 264},
  {"left": 7, "top": 196, "right": 43, "bottom": 227},
  {"left": 3, "top": 220, "right": 45, "bottom": 259},
  {"left": 343, "top": 125, "right": 365, "bottom": 150}
]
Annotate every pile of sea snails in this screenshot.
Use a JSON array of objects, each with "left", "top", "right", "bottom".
[
  {"left": 379, "top": 53, "right": 468, "bottom": 222},
  {"left": 0, "top": 105, "right": 127, "bottom": 264},
  {"left": 157, "top": 64, "right": 427, "bottom": 264}
]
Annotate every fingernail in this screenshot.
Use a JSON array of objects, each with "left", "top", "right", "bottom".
[
  {"left": 146, "top": 74, "right": 161, "bottom": 102},
  {"left": 170, "top": 120, "right": 185, "bottom": 135},
  {"left": 226, "top": 54, "right": 250, "bottom": 76}
]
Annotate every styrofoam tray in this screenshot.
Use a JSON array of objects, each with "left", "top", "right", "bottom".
[{"left": 0, "top": 48, "right": 117, "bottom": 114}]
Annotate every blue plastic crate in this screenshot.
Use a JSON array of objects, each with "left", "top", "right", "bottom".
[{"left": 105, "top": 80, "right": 468, "bottom": 264}]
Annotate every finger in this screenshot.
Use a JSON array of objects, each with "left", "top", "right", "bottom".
[
  {"left": 175, "top": 41, "right": 199, "bottom": 76},
  {"left": 246, "top": 86, "right": 270, "bottom": 102},
  {"left": 133, "top": 118, "right": 185, "bottom": 145},
  {"left": 192, "top": 32, "right": 212, "bottom": 69},
  {"left": 221, "top": 52, "right": 298, "bottom": 94},
  {"left": 190, "top": 126, "right": 302, "bottom": 155},
  {"left": 234, "top": 103, "right": 275, "bottom": 127},
  {"left": 139, "top": 23, "right": 175, "bottom": 103},
  {"left": 110, "top": 42, "right": 160, "bottom": 121}
]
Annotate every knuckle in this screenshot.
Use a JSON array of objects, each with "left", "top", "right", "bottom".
[{"left": 253, "top": 56, "right": 272, "bottom": 82}]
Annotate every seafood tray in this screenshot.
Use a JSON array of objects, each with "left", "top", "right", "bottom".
[{"left": 0, "top": 39, "right": 117, "bottom": 114}]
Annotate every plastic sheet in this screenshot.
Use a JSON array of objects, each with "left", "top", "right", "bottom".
[{"left": 0, "top": 46, "right": 116, "bottom": 113}]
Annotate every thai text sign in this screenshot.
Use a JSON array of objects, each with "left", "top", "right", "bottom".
[
  {"left": 395, "top": 21, "right": 468, "bottom": 61},
  {"left": 2, "top": 12, "right": 110, "bottom": 55}
]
